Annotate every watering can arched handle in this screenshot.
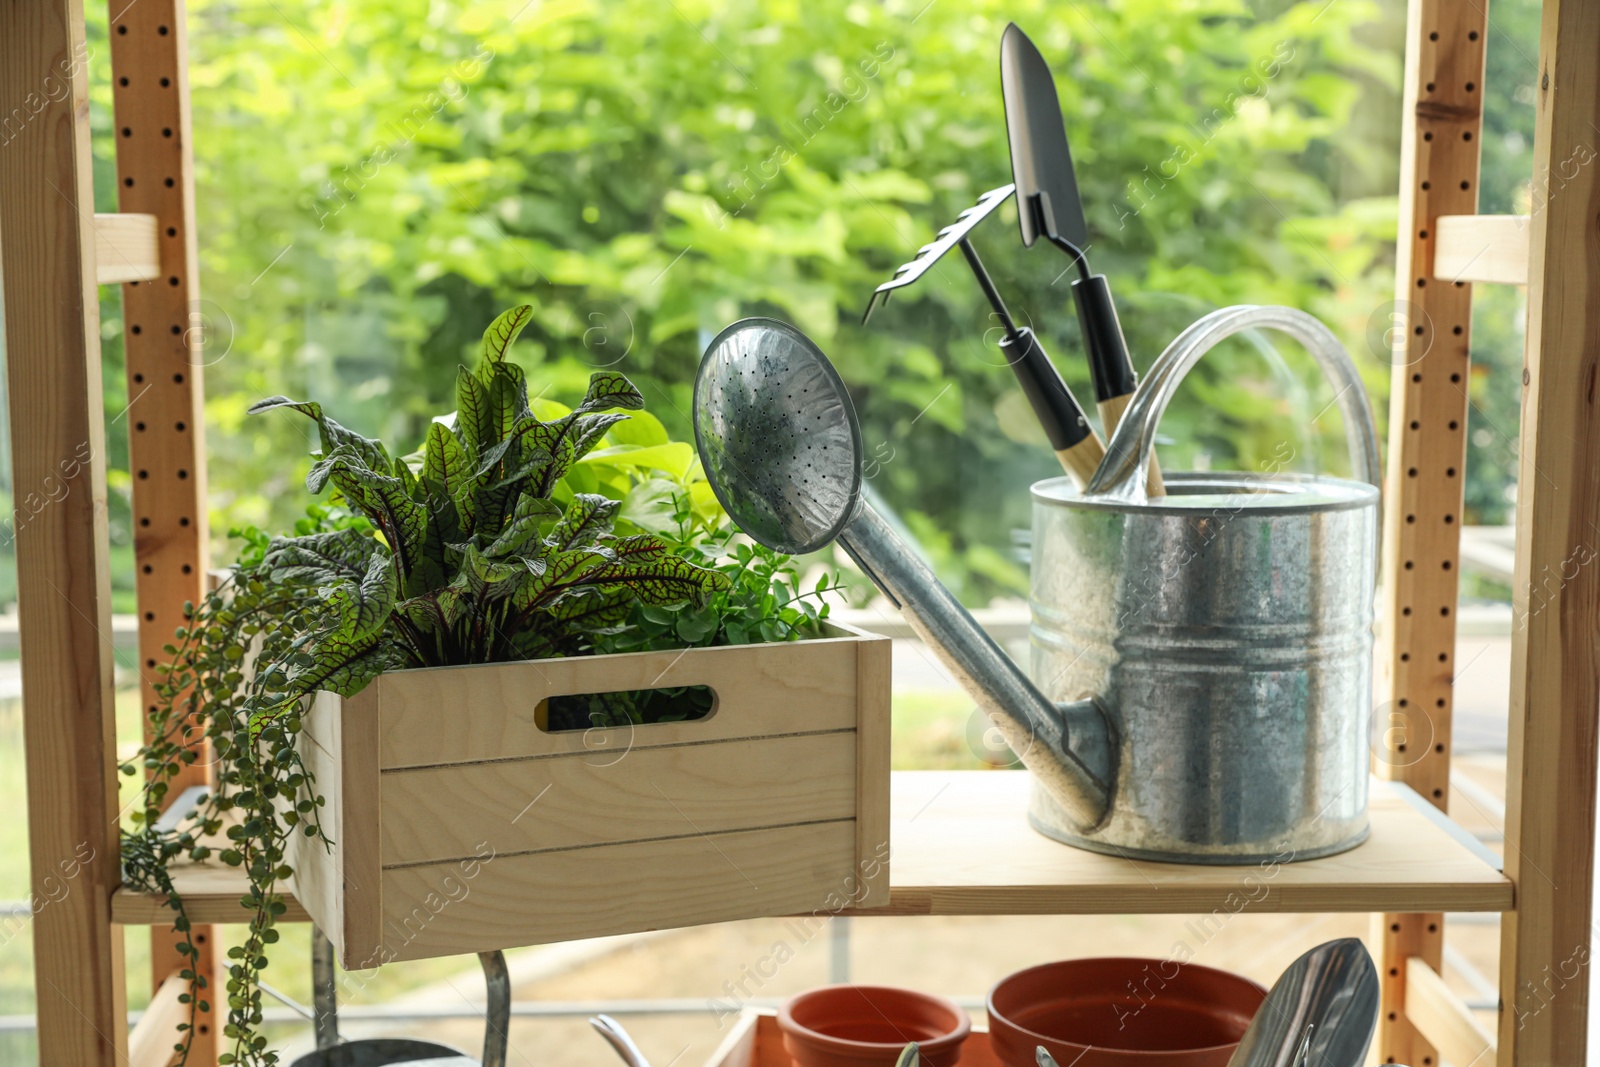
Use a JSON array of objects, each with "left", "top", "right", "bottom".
[{"left": 1084, "top": 306, "right": 1382, "bottom": 504}]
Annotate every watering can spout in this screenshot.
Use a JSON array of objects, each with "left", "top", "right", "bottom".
[
  {"left": 839, "top": 506, "right": 1115, "bottom": 831},
  {"left": 691, "top": 317, "right": 1114, "bottom": 833}
]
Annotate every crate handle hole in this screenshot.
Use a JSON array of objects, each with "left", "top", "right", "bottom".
[{"left": 538, "top": 685, "right": 719, "bottom": 733}]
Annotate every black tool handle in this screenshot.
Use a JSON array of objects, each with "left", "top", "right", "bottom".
[
  {"left": 1069, "top": 273, "right": 1137, "bottom": 404},
  {"left": 1069, "top": 273, "right": 1164, "bottom": 494},
  {"left": 997, "top": 328, "right": 1106, "bottom": 487},
  {"left": 997, "top": 328, "right": 1092, "bottom": 451}
]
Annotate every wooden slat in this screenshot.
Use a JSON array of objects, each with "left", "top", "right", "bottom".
[
  {"left": 379, "top": 732, "right": 858, "bottom": 866},
  {"left": 376, "top": 635, "right": 861, "bottom": 769},
  {"left": 92, "top": 212, "right": 160, "bottom": 284},
  {"left": 1405, "top": 957, "right": 1495, "bottom": 1067},
  {"left": 1433, "top": 214, "right": 1531, "bottom": 285},
  {"left": 1499, "top": 1, "right": 1600, "bottom": 1063},
  {"left": 342, "top": 687, "right": 385, "bottom": 969},
  {"left": 297, "top": 686, "right": 384, "bottom": 975},
  {"left": 129, "top": 970, "right": 188, "bottom": 1067},
  {"left": 1, "top": 1, "right": 129, "bottom": 1063},
  {"left": 287, "top": 692, "right": 348, "bottom": 973},
  {"left": 106, "top": 0, "right": 217, "bottom": 1058},
  {"left": 854, "top": 634, "right": 892, "bottom": 907},
  {"left": 1376, "top": 1, "right": 1489, "bottom": 1062},
  {"left": 376, "top": 820, "right": 857, "bottom": 965}
]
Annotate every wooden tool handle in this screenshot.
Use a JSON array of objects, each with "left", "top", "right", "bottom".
[
  {"left": 1096, "top": 393, "right": 1165, "bottom": 497},
  {"left": 1072, "top": 273, "right": 1165, "bottom": 498},
  {"left": 1055, "top": 433, "right": 1106, "bottom": 488}
]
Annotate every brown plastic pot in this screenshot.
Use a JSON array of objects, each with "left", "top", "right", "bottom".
[
  {"left": 779, "top": 985, "right": 972, "bottom": 1067},
  {"left": 987, "top": 959, "right": 1266, "bottom": 1067}
]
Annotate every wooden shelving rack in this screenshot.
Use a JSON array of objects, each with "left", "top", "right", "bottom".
[{"left": 1, "top": 0, "right": 1596, "bottom": 1064}]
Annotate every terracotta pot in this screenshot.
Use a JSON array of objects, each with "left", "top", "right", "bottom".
[
  {"left": 779, "top": 985, "right": 972, "bottom": 1067},
  {"left": 987, "top": 959, "right": 1266, "bottom": 1067}
]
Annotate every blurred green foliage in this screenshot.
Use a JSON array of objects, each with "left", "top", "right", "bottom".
[
  {"left": 23, "top": 0, "right": 1539, "bottom": 612},
  {"left": 1464, "top": 0, "right": 1541, "bottom": 528}
]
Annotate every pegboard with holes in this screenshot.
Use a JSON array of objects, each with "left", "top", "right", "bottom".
[
  {"left": 107, "top": 0, "right": 217, "bottom": 1060},
  {"left": 1374, "top": 1, "right": 1490, "bottom": 1064}
]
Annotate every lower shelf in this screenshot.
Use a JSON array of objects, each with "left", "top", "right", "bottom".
[{"left": 110, "top": 769, "right": 1512, "bottom": 927}]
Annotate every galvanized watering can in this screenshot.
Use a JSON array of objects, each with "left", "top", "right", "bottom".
[
  {"left": 692, "top": 305, "right": 1379, "bottom": 867},
  {"left": 1028, "top": 304, "right": 1381, "bottom": 863}
]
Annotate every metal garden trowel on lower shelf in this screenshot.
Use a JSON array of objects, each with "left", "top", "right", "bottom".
[
  {"left": 289, "top": 928, "right": 509, "bottom": 1067},
  {"left": 1223, "top": 938, "right": 1379, "bottom": 1067}
]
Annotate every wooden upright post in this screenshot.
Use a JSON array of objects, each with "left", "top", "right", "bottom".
[
  {"left": 107, "top": 0, "right": 219, "bottom": 1056},
  {"left": 1376, "top": 0, "right": 1488, "bottom": 1062},
  {"left": 1499, "top": 0, "right": 1600, "bottom": 1063},
  {"left": 0, "top": 0, "right": 128, "bottom": 1063}
]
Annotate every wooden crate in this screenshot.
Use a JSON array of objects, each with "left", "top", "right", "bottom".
[
  {"left": 291, "top": 623, "right": 891, "bottom": 967},
  {"left": 707, "top": 1011, "right": 1003, "bottom": 1067}
]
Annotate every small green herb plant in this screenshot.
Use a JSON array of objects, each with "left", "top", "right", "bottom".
[{"left": 121, "top": 306, "right": 835, "bottom": 1066}]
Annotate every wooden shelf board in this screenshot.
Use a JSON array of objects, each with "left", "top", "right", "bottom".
[
  {"left": 856, "top": 771, "right": 1510, "bottom": 916},
  {"left": 112, "top": 863, "right": 312, "bottom": 926},
  {"left": 111, "top": 769, "right": 1511, "bottom": 926}
]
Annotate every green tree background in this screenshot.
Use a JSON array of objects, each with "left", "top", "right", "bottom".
[{"left": 18, "top": 0, "right": 1546, "bottom": 608}]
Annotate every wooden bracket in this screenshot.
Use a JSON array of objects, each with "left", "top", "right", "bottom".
[
  {"left": 1433, "top": 215, "right": 1530, "bottom": 286},
  {"left": 129, "top": 970, "right": 191, "bottom": 1067},
  {"left": 1405, "top": 957, "right": 1495, "bottom": 1067},
  {"left": 93, "top": 212, "right": 161, "bottom": 284}
]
